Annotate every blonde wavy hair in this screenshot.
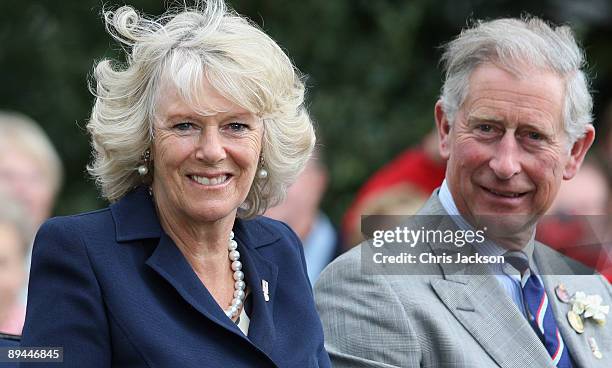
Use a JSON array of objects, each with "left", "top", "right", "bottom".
[{"left": 87, "top": 0, "right": 314, "bottom": 218}]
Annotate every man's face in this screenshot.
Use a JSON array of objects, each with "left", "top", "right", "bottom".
[{"left": 435, "top": 63, "right": 594, "bottom": 239}]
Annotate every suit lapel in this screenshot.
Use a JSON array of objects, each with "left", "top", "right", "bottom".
[
  {"left": 113, "top": 188, "right": 283, "bottom": 363},
  {"left": 535, "top": 243, "right": 611, "bottom": 367},
  {"left": 540, "top": 272, "right": 588, "bottom": 366},
  {"left": 112, "top": 188, "right": 244, "bottom": 337},
  {"left": 236, "top": 232, "right": 278, "bottom": 357},
  {"left": 432, "top": 272, "right": 555, "bottom": 368},
  {"left": 144, "top": 224, "right": 283, "bottom": 365},
  {"left": 145, "top": 232, "right": 246, "bottom": 339},
  {"left": 423, "top": 195, "right": 554, "bottom": 368}
]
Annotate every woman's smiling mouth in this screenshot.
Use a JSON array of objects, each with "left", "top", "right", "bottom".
[{"left": 189, "top": 174, "right": 231, "bottom": 186}]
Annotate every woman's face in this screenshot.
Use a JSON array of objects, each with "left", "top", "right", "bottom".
[{"left": 151, "top": 79, "right": 263, "bottom": 225}]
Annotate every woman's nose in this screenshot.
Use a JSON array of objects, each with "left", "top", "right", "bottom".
[{"left": 194, "top": 128, "right": 227, "bottom": 163}]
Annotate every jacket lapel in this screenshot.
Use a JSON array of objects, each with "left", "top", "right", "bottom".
[
  {"left": 539, "top": 273, "right": 587, "bottom": 366},
  {"left": 535, "top": 243, "right": 610, "bottom": 367},
  {"left": 431, "top": 271, "right": 555, "bottom": 368},
  {"left": 144, "top": 216, "right": 281, "bottom": 361},
  {"left": 233, "top": 219, "right": 279, "bottom": 358},
  {"left": 145, "top": 232, "right": 245, "bottom": 338},
  {"left": 423, "top": 194, "right": 555, "bottom": 368},
  {"left": 111, "top": 188, "right": 241, "bottom": 338},
  {"left": 110, "top": 187, "right": 282, "bottom": 356}
]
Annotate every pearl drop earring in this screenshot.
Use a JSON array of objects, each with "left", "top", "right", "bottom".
[
  {"left": 257, "top": 156, "right": 268, "bottom": 179},
  {"left": 137, "top": 149, "right": 150, "bottom": 176}
]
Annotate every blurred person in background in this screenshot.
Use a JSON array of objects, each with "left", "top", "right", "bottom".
[
  {"left": 265, "top": 148, "right": 341, "bottom": 284},
  {"left": 0, "top": 192, "right": 32, "bottom": 335},
  {"left": 0, "top": 111, "right": 63, "bottom": 229},
  {"left": 0, "top": 111, "right": 63, "bottom": 312},
  {"left": 549, "top": 158, "right": 609, "bottom": 215},
  {"left": 537, "top": 157, "right": 612, "bottom": 281},
  {"left": 599, "top": 101, "right": 612, "bottom": 183},
  {"left": 341, "top": 129, "right": 446, "bottom": 248},
  {"left": 20, "top": 1, "right": 330, "bottom": 367}
]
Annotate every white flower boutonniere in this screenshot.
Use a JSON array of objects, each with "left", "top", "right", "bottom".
[{"left": 570, "top": 292, "right": 609, "bottom": 326}]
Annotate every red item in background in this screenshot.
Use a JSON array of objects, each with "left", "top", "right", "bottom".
[
  {"left": 341, "top": 147, "right": 446, "bottom": 245},
  {"left": 537, "top": 217, "right": 612, "bottom": 282}
]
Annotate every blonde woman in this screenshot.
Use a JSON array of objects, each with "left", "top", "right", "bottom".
[{"left": 21, "top": 1, "right": 330, "bottom": 367}]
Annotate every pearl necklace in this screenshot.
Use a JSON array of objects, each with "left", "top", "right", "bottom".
[{"left": 225, "top": 231, "right": 246, "bottom": 319}]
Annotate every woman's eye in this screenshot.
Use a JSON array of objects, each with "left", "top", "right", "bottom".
[
  {"left": 226, "top": 122, "right": 248, "bottom": 132},
  {"left": 170, "top": 122, "right": 201, "bottom": 136},
  {"left": 173, "top": 122, "right": 195, "bottom": 131}
]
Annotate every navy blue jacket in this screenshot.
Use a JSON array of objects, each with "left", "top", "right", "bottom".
[{"left": 21, "top": 187, "right": 331, "bottom": 367}]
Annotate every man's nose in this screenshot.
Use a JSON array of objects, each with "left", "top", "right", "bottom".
[
  {"left": 489, "top": 133, "right": 521, "bottom": 179},
  {"left": 194, "top": 128, "right": 227, "bottom": 163}
]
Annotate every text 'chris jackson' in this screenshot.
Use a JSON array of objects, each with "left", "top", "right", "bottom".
[{"left": 372, "top": 252, "right": 505, "bottom": 265}]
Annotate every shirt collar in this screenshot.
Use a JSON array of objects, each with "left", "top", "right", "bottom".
[{"left": 438, "top": 179, "right": 537, "bottom": 274}]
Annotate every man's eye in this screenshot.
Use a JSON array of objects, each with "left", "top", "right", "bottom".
[
  {"left": 527, "top": 131, "right": 544, "bottom": 140},
  {"left": 478, "top": 124, "right": 492, "bottom": 132}
]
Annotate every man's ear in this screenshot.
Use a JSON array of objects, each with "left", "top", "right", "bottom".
[
  {"left": 434, "top": 100, "right": 451, "bottom": 160},
  {"left": 563, "top": 124, "right": 595, "bottom": 180}
]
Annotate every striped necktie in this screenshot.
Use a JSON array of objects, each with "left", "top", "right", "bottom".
[{"left": 505, "top": 251, "right": 573, "bottom": 368}]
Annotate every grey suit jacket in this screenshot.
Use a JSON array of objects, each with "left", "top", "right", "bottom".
[{"left": 315, "top": 192, "right": 612, "bottom": 367}]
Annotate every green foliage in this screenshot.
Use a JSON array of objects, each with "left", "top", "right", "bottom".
[{"left": 0, "top": 0, "right": 610, "bottom": 224}]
